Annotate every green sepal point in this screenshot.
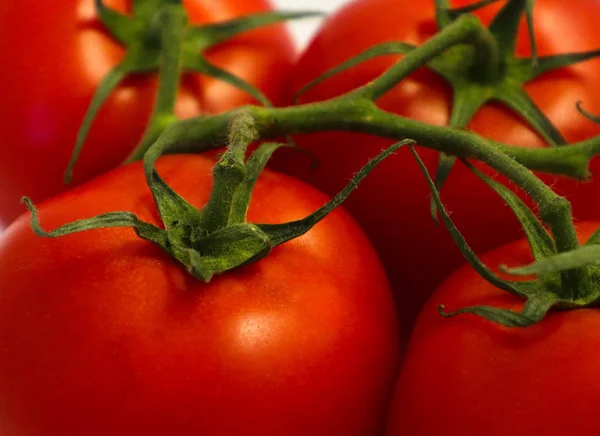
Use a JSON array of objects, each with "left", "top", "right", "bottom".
[
  {"left": 27, "top": 113, "right": 411, "bottom": 282},
  {"left": 296, "top": 0, "right": 600, "bottom": 226},
  {"left": 66, "top": 2, "right": 321, "bottom": 182},
  {"left": 411, "top": 145, "right": 600, "bottom": 327}
]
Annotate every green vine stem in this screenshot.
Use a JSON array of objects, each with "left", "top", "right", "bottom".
[
  {"left": 127, "top": 12, "right": 600, "bottom": 181},
  {"left": 64, "top": 0, "right": 321, "bottom": 181},
  {"left": 145, "top": 102, "right": 587, "bottom": 291},
  {"left": 133, "top": 4, "right": 186, "bottom": 166},
  {"left": 351, "top": 15, "right": 499, "bottom": 100},
  {"left": 22, "top": 0, "right": 600, "bottom": 312},
  {"left": 292, "top": 1, "right": 600, "bottom": 224},
  {"left": 135, "top": 11, "right": 600, "bottom": 292},
  {"left": 138, "top": 10, "right": 600, "bottom": 181},
  {"left": 23, "top": 112, "right": 411, "bottom": 282},
  {"left": 144, "top": 101, "right": 595, "bottom": 179}
]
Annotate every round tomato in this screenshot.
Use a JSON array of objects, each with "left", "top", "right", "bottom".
[
  {"left": 386, "top": 221, "right": 600, "bottom": 436},
  {"left": 0, "top": 154, "right": 400, "bottom": 435},
  {"left": 0, "top": 0, "right": 295, "bottom": 227},
  {"left": 273, "top": 0, "right": 600, "bottom": 331}
]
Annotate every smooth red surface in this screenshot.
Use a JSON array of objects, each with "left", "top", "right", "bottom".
[
  {"left": 0, "top": 0, "right": 295, "bottom": 226},
  {"left": 273, "top": 0, "right": 600, "bottom": 332},
  {"left": 0, "top": 154, "right": 400, "bottom": 436},
  {"left": 387, "top": 221, "right": 600, "bottom": 436}
]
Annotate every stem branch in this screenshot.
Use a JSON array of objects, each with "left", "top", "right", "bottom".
[
  {"left": 125, "top": 4, "right": 187, "bottom": 163},
  {"left": 153, "top": 99, "right": 592, "bottom": 180},
  {"left": 355, "top": 14, "right": 497, "bottom": 101},
  {"left": 472, "top": 24, "right": 501, "bottom": 82},
  {"left": 145, "top": 97, "right": 589, "bottom": 297}
]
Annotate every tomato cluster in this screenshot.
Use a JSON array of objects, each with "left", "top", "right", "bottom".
[{"left": 1, "top": 0, "right": 600, "bottom": 435}]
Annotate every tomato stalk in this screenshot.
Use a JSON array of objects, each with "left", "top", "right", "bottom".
[
  {"left": 135, "top": 2, "right": 600, "bottom": 180},
  {"left": 145, "top": 104, "right": 591, "bottom": 290},
  {"left": 348, "top": 15, "right": 497, "bottom": 100},
  {"left": 30, "top": 0, "right": 600, "bottom": 323},
  {"left": 439, "top": 0, "right": 538, "bottom": 63},
  {"left": 64, "top": 0, "right": 321, "bottom": 181},
  {"left": 344, "top": 12, "right": 497, "bottom": 219},
  {"left": 142, "top": 99, "right": 590, "bottom": 179},
  {"left": 24, "top": 113, "right": 412, "bottom": 281},
  {"left": 293, "top": 0, "right": 600, "bottom": 221},
  {"left": 499, "top": 109, "right": 600, "bottom": 288},
  {"left": 122, "top": 3, "right": 186, "bottom": 169},
  {"left": 70, "top": 1, "right": 600, "bottom": 186},
  {"left": 398, "top": 103, "right": 600, "bottom": 326},
  {"left": 434, "top": 0, "right": 454, "bottom": 28},
  {"left": 130, "top": 5, "right": 600, "bottom": 305},
  {"left": 411, "top": 146, "right": 600, "bottom": 326}
]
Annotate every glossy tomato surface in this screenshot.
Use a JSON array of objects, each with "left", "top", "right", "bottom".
[
  {"left": 273, "top": 0, "right": 600, "bottom": 331},
  {"left": 386, "top": 221, "right": 600, "bottom": 436},
  {"left": 0, "top": 0, "right": 295, "bottom": 226},
  {"left": 0, "top": 154, "right": 400, "bottom": 436}
]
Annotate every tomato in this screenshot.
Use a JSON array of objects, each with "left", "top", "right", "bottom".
[
  {"left": 0, "top": 0, "right": 295, "bottom": 227},
  {"left": 273, "top": 0, "right": 600, "bottom": 332},
  {"left": 0, "top": 154, "right": 400, "bottom": 435},
  {"left": 386, "top": 221, "right": 600, "bottom": 436}
]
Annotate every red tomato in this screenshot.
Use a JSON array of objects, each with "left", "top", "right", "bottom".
[
  {"left": 0, "top": 154, "right": 400, "bottom": 436},
  {"left": 0, "top": 0, "right": 295, "bottom": 227},
  {"left": 386, "top": 221, "right": 600, "bottom": 436},
  {"left": 273, "top": 0, "right": 600, "bottom": 331}
]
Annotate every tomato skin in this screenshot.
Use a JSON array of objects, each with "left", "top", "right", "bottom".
[
  {"left": 0, "top": 154, "right": 399, "bottom": 436},
  {"left": 0, "top": 0, "right": 295, "bottom": 227},
  {"left": 273, "top": 0, "right": 600, "bottom": 331},
  {"left": 386, "top": 221, "right": 600, "bottom": 436}
]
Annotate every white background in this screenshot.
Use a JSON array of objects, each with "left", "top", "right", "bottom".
[{"left": 273, "top": 0, "right": 347, "bottom": 49}]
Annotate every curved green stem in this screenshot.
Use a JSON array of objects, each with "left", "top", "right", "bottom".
[
  {"left": 126, "top": 4, "right": 187, "bottom": 164},
  {"left": 190, "top": 11, "right": 324, "bottom": 49},
  {"left": 96, "top": 0, "right": 135, "bottom": 44},
  {"left": 144, "top": 97, "right": 589, "bottom": 293},
  {"left": 354, "top": 14, "right": 498, "bottom": 101},
  {"left": 430, "top": 87, "right": 489, "bottom": 221},
  {"left": 472, "top": 23, "right": 501, "bottom": 82},
  {"left": 133, "top": 0, "right": 168, "bottom": 19},
  {"left": 65, "top": 64, "right": 129, "bottom": 183},
  {"left": 125, "top": 4, "right": 597, "bottom": 181},
  {"left": 197, "top": 112, "right": 256, "bottom": 233},
  {"left": 152, "top": 100, "right": 592, "bottom": 180},
  {"left": 132, "top": 2, "right": 599, "bottom": 292},
  {"left": 154, "top": 6, "right": 186, "bottom": 118},
  {"left": 572, "top": 132, "right": 600, "bottom": 162},
  {"left": 434, "top": 0, "right": 453, "bottom": 28}
]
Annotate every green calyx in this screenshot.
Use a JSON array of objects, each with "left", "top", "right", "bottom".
[
  {"left": 432, "top": 0, "right": 598, "bottom": 141},
  {"left": 293, "top": 0, "right": 600, "bottom": 222},
  {"left": 26, "top": 111, "right": 412, "bottom": 282},
  {"left": 65, "top": 0, "right": 322, "bottom": 183},
  {"left": 410, "top": 145, "right": 600, "bottom": 328},
  {"left": 286, "top": 1, "right": 600, "bottom": 328},
  {"left": 427, "top": 0, "right": 600, "bottom": 220},
  {"left": 114, "top": 9, "right": 600, "bottom": 320}
]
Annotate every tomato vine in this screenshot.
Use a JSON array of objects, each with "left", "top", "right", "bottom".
[{"left": 36, "top": 0, "right": 600, "bottom": 326}]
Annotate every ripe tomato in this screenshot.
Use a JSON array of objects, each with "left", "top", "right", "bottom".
[
  {"left": 0, "top": 0, "right": 295, "bottom": 227},
  {"left": 273, "top": 0, "right": 600, "bottom": 331},
  {"left": 386, "top": 221, "right": 600, "bottom": 436},
  {"left": 0, "top": 154, "right": 400, "bottom": 436}
]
